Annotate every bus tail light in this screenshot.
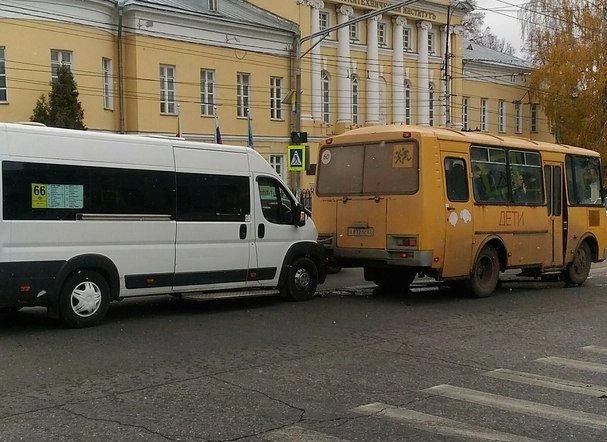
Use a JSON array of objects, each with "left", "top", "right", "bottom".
[
  {"left": 400, "top": 252, "right": 414, "bottom": 259},
  {"left": 325, "top": 137, "right": 333, "bottom": 145},
  {"left": 402, "top": 132, "right": 412, "bottom": 139},
  {"left": 389, "top": 235, "right": 418, "bottom": 249}
]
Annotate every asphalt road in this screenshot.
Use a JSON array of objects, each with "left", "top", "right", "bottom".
[{"left": 1, "top": 266, "right": 607, "bottom": 441}]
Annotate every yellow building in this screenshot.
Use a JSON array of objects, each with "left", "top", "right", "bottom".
[{"left": 0, "top": 0, "right": 553, "bottom": 195}]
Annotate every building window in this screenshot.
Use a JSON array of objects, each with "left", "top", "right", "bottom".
[
  {"left": 531, "top": 103, "right": 539, "bottom": 132},
  {"left": 428, "top": 32, "right": 435, "bottom": 54},
  {"left": 160, "top": 64, "right": 176, "bottom": 114},
  {"left": 237, "top": 72, "right": 250, "bottom": 118},
  {"left": 462, "top": 96, "right": 470, "bottom": 130},
  {"left": 378, "top": 22, "right": 387, "bottom": 46},
  {"left": 429, "top": 83, "right": 435, "bottom": 126},
  {"left": 321, "top": 70, "right": 330, "bottom": 124},
  {"left": 270, "top": 76, "right": 282, "bottom": 120},
  {"left": 102, "top": 58, "right": 113, "bottom": 110},
  {"left": 200, "top": 69, "right": 215, "bottom": 116},
  {"left": 404, "top": 80, "right": 412, "bottom": 124},
  {"left": 498, "top": 99, "right": 506, "bottom": 133},
  {"left": 480, "top": 98, "right": 488, "bottom": 131},
  {"left": 349, "top": 20, "right": 359, "bottom": 42},
  {"left": 403, "top": 28, "right": 412, "bottom": 51},
  {"left": 208, "top": 0, "right": 218, "bottom": 11},
  {"left": 351, "top": 75, "right": 359, "bottom": 125},
  {"left": 515, "top": 102, "right": 522, "bottom": 133},
  {"left": 319, "top": 10, "right": 330, "bottom": 37},
  {"left": 51, "top": 49, "right": 72, "bottom": 81},
  {"left": 0, "top": 47, "right": 6, "bottom": 102},
  {"left": 269, "top": 155, "right": 285, "bottom": 180}
]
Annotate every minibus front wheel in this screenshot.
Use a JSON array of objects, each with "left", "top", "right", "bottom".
[
  {"left": 283, "top": 257, "right": 319, "bottom": 301},
  {"left": 58, "top": 270, "right": 111, "bottom": 328}
]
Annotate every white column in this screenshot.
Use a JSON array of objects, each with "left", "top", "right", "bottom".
[
  {"left": 417, "top": 21, "right": 432, "bottom": 126},
  {"left": 365, "top": 14, "right": 381, "bottom": 125},
  {"left": 336, "top": 5, "right": 353, "bottom": 124},
  {"left": 392, "top": 16, "right": 407, "bottom": 124},
  {"left": 450, "top": 25, "right": 465, "bottom": 129}
]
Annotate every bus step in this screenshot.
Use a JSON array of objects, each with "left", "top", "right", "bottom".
[{"left": 179, "top": 289, "right": 280, "bottom": 301}]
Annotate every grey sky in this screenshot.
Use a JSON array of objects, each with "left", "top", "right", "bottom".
[{"left": 475, "top": 0, "right": 525, "bottom": 55}]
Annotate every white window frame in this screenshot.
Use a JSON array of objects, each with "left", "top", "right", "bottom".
[
  {"left": 462, "top": 96, "right": 470, "bottom": 130},
  {"left": 404, "top": 80, "right": 412, "bottom": 124},
  {"left": 531, "top": 103, "right": 539, "bottom": 132},
  {"left": 428, "top": 32, "right": 435, "bottom": 54},
  {"left": 321, "top": 70, "right": 330, "bottom": 124},
  {"left": 378, "top": 22, "right": 387, "bottom": 46},
  {"left": 270, "top": 76, "right": 283, "bottom": 120},
  {"left": 208, "top": 0, "right": 218, "bottom": 11},
  {"left": 237, "top": 72, "right": 250, "bottom": 118},
  {"left": 51, "top": 49, "right": 72, "bottom": 82},
  {"left": 403, "top": 27, "right": 412, "bottom": 51},
  {"left": 498, "top": 99, "right": 506, "bottom": 133},
  {"left": 0, "top": 47, "right": 7, "bottom": 102},
  {"left": 200, "top": 69, "right": 215, "bottom": 116},
  {"left": 515, "top": 102, "right": 522, "bottom": 133},
  {"left": 160, "top": 64, "right": 176, "bottom": 115},
  {"left": 269, "top": 155, "right": 285, "bottom": 180},
  {"left": 349, "top": 20, "right": 359, "bottom": 42},
  {"left": 102, "top": 58, "right": 113, "bottom": 110},
  {"left": 480, "top": 98, "right": 488, "bottom": 131},
  {"left": 319, "top": 10, "right": 330, "bottom": 38},
  {"left": 351, "top": 75, "right": 359, "bottom": 125}
]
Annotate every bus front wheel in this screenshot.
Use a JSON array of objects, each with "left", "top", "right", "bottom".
[
  {"left": 564, "top": 242, "right": 591, "bottom": 286},
  {"left": 59, "top": 270, "right": 110, "bottom": 328},
  {"left": 469, "top": 245, "right": 500, "bottom": 298}
]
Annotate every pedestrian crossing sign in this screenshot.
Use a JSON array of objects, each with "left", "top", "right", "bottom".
[{"left": 288, "top": 144, "right": 306, "bottom": 171}]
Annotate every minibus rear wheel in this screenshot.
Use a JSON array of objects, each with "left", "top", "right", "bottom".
[
  {"left": 59, "top": 270, "right": 110, "bottom": 328},
  {"left": 284, "top": 257, "right": 318, "bottom": 301},
  {"left": 469, "top": 245, "right": 500, "bottom": 298},
  {"left": 563, "top": 241, "right": 591, "bottom": 285}
]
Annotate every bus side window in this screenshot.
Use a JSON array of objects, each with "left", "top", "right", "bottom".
[{"left": 445, "top": 158, "right": 468, "bottom": 202}]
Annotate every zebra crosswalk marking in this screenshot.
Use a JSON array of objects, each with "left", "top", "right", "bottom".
[
  {"left": 423, "top": 384, "right": 607, "bottom": 430},
  {"left": 354, "top": 402, "right": 538, "bottom": 441},
  {"left": 484, "top": 368, "right": 607, "bottom": 397},
  {"left": 536, "top": 356, "right": 607, "bottom": 373},
  {"left": 582, "top": 345, "right": 607, "bottom": 355}
]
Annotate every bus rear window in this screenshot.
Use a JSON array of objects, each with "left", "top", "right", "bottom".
[{"left": 317, "top": 142, "right": 419, "bottom": 196}]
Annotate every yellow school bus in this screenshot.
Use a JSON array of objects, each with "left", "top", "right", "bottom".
[{"left": 313, "top": 125, "right": 607, "bottom": 297}]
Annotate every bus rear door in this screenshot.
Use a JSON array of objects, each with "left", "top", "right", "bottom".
[{"left": 441, "top": 154, "right": 474, "bottom": 278}]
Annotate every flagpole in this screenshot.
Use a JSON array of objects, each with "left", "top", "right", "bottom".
[
  {"left": 247, "top": 107, "right": 253, "bottom": 149},
  {"left": 176, "top": 103, "right": 182, "bottom": 137},
  {"left": 214, "top": 105, "right": 222, "bottom": 144}
]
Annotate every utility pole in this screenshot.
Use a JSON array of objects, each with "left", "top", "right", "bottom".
[{"left": 445, "top": 3, "right": 452, "bottom": 127}]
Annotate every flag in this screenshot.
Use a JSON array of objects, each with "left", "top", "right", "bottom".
[
  {"left": 247, "top": 107, "right": 254, "bottom": 149},
  {"left": 214, "top": 106, "right": 222, "bottom": 144},
  {"left": 176, "top": 103, "right": 182, "bottom": 137}
]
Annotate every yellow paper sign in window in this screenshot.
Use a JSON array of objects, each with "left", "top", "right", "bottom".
[
  {"left": 392, "top": 144, "right": 413, "bottom": 168},
  {"left": 31, "top": 183, "right": 47, "bottom": 208}
]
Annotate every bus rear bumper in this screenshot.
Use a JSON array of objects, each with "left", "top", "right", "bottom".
[{"left": 329, "top": 247, "right": 434, "bottom": 268}]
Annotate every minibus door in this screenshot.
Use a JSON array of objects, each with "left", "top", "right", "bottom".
[
  {"left": 544, "top": 163, "right": 564, "bottom": 266},
  {"left": 441, "top": 155, "right": 474, "bottom": 278}
]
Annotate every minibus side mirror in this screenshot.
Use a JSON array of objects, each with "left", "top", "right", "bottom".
[{"left": 294, "top": 203, "right": 306, "bottom": 227}]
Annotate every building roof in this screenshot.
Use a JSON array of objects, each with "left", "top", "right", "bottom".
[
  {"left": 462, "top": 39, "right": 533, "bottom": 70},
  {"left": 118, "top": 0, "right": 299, "bottom": 33}
]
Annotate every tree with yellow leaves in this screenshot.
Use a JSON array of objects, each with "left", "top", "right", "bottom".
[{"left": 521, "top": 0, "right": 607, "bottom": 155}]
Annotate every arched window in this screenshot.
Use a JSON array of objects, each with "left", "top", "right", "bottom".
[
  {"left": 379, "top": 77, "right": 388, "bottom": 124},
  {"left": 404, "top": 80, "right": 412, "bottom": 125},
  {"left": 429, "top": 82, "right": 435, "bottom": 126},
  {"left": 321, "top": 70, "right": 330, "bottom": 124},
  {"left": 351, "top": 75, "right": 359, "bottom": 125}
]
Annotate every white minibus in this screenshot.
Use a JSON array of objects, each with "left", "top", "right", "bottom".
[{"left": 0, "top": 123, "right": 326, "bottom": 327}]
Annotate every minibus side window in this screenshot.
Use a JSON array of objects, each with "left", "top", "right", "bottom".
[{"left": 258, "top": 177, "right": 295, "bottom": 225}]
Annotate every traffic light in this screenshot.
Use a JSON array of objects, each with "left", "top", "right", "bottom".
[{"left": 290, "top": 131, "right": 308, "bottom": 144}]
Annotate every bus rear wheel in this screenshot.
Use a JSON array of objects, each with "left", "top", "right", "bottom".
[
  {"left": 59, "top": 270, "right": 110, "bottom": 328},
  {"left": 469, "top": 245, "right": 500, "bottom": 298},
  {"left": 368, "top": 268, "right": 416, "bottom": 292},
  {"left": 564, "top": 242, "right": 591, "bottom": 286}
]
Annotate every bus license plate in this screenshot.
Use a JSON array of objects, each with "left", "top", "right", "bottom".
[{"left": 347, "top": 227, "right": 374, "bottom": 236}]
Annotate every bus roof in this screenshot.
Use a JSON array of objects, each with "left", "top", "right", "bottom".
[{"left": 322, "top": 125, "right": 598, "bottom": 157}]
